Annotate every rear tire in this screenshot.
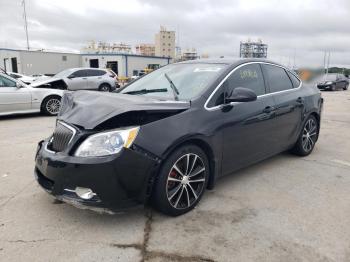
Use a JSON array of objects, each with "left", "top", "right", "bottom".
[
  {"left": 152, "top": 145, "right": 209, "bottom": 216},
  {"left": 98, "top": 83, "right": 111, "bottom": 92},
  {"left": 41, "top": 96, "right": 61, "bottom": 116},
  {"left": 291, "top": 115, "right": 318, "bottom": 156}
]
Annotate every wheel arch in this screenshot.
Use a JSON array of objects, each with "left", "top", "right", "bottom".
[
  {"left": 99, "top": 82, "right": 111, "bottom": 88},
  {"left": 159, "top": 137, "right": 218, "bottom": 190}
]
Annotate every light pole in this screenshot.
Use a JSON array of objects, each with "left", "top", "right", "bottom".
[{"left": 22, "top": 0, "right": 30, "bottom": 50}]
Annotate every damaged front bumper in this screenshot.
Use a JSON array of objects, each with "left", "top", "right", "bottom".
[{"left": 34, "top": 139, "right": 159, "bottom": 213}]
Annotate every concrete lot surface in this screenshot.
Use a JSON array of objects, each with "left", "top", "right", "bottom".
[{"left": 0, "top": 90, "right": 349, "bottom": 262}]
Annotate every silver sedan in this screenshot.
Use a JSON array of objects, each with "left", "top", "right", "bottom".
[{"left": 0, "top": 73, "right": 64, "bottom": 116}]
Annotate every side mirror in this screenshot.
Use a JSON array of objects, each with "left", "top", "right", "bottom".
[
  {"left": 225, "top": 87, "right": 257, "bottom": 103},
  {"left": 16, "top": 82, "right": 24, "bottom": 88},
  {"left": 67, "top": 74, "right": 76, "bottom": 79}
]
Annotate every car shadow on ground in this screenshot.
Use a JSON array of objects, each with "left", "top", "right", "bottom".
[{"left": 0, "top": 113, "right": 52, "bottom": 121}]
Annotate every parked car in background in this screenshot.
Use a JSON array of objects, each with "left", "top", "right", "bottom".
[
  {"left": 34, "top": 59, "right": 323, "bottom": 216},
  {"left": 31, "top": 74, "right": 52, "bottom": 82},
  {"left": 31, "top": 68, "right": 117, "bottom": 92},
  {"left": 0, "top": 72, "right": 64, "bottom": 116},
  {"left": 7, "top": 72, "right": 36, "bottom": 85},
  {"left": 317, "top": 73, "right": 349, "bottom": 91}
]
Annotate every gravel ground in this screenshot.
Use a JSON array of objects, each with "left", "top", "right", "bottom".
[{"left": 0, "top": 90, "right": 349, "bottom": 262}]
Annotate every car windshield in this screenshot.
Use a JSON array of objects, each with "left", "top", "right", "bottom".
[
  {"left": 119, "top": 63, "right": 227, "bottom": 101},
  {"left": 54, "top": 68, "right": 76, "bottom": 78}
]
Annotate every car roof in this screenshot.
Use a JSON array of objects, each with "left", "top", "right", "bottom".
[{"left": 177, "top": 58, "right": 286, "bottom": 68}]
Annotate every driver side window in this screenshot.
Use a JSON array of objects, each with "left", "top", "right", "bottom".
[
  {"left": 208, "top": 64, "right": 266, "bottom": 107},
  {"left": 0, "top": 75, "right": 16, "bottom": 87}
]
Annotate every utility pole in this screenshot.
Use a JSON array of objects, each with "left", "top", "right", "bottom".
[{"left": 22, "top": 0, "right": 30, "bottom": 50}]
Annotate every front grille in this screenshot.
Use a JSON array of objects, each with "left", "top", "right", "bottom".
[{"left": 50, "top": 122, "right": 75, "bottom": 152}]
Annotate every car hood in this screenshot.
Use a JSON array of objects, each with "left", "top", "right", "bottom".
[
  {"left": 58, "top": 91, "right": 190, "bottom": 129},
  {"left": 30, "top": 77, "right": 61, "bottom": 87}
]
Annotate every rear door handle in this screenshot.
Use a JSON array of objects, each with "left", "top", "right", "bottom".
[{"left": 263, "top": 106, "right": 275, "bottom": 114}]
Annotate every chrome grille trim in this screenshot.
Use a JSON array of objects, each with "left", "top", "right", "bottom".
[{"left": 50, "top": 121, "right": 76, "bottom": 152}]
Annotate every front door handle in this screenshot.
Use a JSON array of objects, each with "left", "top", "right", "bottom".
[{"left": 263, "top": 106, "right": 275, "bottom": 114}]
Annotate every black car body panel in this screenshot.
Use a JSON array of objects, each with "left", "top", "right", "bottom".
[
  {"left": 34, "top": 59, "right": 323, "bottom": 212},
  {"left": 58, "top": 91, "right": 190, "bottom": 129}
]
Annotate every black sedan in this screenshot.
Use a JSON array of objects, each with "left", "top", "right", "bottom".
[
  {"left": 34, "top": 59, "right": 323, "bottom": 216},
  {"left": 317, "top": 73, "right": 349, "bottom": 91}
]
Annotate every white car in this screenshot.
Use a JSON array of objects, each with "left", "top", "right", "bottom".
[
  {"left": 31, "top": 68, "right": 118, "bottom": 92},
  {"left": 7, "top": 72, "right": 36, "bottom": 84},
  {"left": 0, "top": 73, "right": 64, "bottom": 116}
]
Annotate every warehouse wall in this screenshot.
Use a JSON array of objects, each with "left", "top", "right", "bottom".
[
  {"left": 0, "top": 50, "right": 22, "bottom": 73},
  {"left": 127, "top": 56, "right": 169, "bottom": 77},
  {"left": 80, "top": 55, "right": 125, "bottom": 76},
  {"left": 19, "top": 51, "right": 81, "bottom": 75}
]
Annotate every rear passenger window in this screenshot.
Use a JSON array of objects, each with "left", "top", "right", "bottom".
[
  {"left": 287, "top": 71, "right": 301, "bottom": 88},
  {"left": 86, "top": 70, "right": 106, "bottom": 77},
  {"left": 208, "top": 64, "right": 266, "bottom": 107},
  {"left": 262, "top": 64, "right": 294, "bottom": 93}
]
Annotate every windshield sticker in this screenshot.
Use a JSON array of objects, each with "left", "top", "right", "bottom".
[{"left": 193, "top": 67, "right": 222, "bottom": 72}]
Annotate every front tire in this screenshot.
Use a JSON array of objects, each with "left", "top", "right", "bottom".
[
  {"left": 292, "top": 115, "right": 319, "bottom": 156},
  {"left": 152, "top": 145, "right": 209, "bottom": 216},
  {"left": 41, "top": 96, "right": 61, "bottom": 116}
]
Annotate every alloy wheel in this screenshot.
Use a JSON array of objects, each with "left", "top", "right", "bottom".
[
  {"left": 46, "top": 98, "right": 61, "bottom": 115},
  {"left": 100, "top": 85, "right": 110, "bottom": 92},
  {"left": 302, "top": 118, "right": 317, "bottom": 152},
  {"left": 166, "top": 153, "right": 206, "bottom": 209}
]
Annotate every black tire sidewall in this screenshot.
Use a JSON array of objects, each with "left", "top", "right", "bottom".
[
  {"left": 99, "top": 84, "right": 111, "bottom": 92},
  {"left": 152, "top": 144, "right": 209, "bottom": 216}
]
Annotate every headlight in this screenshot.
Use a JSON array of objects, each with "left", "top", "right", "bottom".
[
  {"left": 74, "top": 127, "right": 139, "bottom": 157},
  {"left": 325, "top": 81, "right": 333, "bottom": 85}
]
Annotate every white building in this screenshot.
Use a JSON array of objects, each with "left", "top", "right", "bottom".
[
  {"left": 0, "top": 48, "right": 80, "bottom": 75},
  {"left": 0, "top": 48, "right": 170, "bottom": 77}
]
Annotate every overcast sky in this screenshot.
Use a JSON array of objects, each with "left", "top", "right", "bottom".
[{"left": 1, "top": 0, "right": 350, "bottom": 67}]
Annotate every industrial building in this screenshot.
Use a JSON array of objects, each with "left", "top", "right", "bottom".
[
  {"left": 0, "top": 48, "right": 81, "bottom": 75},
  {"left": 0, "top": 48, "right": 170, "bottom": 77},
  {"left": 136, "top": 44, "right": 156, "bottom": 56},
  {"left": 240, "top": 39, "right": 268, "bottom": 58},
  {"left": 155, "top": 26, "right": 176, "bottom": 58}
]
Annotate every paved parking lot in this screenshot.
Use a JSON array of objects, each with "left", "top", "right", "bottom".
[{"left": 0, "top": 90, "right": 350, "bottom": 262}]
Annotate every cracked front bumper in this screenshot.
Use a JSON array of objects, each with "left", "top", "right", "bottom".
[{"left": 34, "top": 139, "right": 159, "bottom": 211}]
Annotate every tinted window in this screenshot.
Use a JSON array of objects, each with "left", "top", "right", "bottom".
[
  {"left": 86, "top": 69, "right": 106, "bottom": 77},
  {"left": 71, "top": 70, "right": 86, "bottom": 78},
  {"left": 208, "top": 64, "right": 265, "bottom": 107},
  {"left": 263, "top": 64, "right": 294, "bottom": 93},
  {"left": 0, "top": 75, "right": 16, "bottom": 87},
  {"left": 287, "top": 71, "right": 301, "bottom": 88}
]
